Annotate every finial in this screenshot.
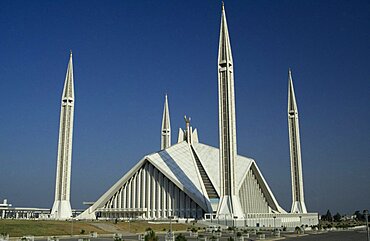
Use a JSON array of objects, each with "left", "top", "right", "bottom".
[
  {"left": 184, "top": 115, "right": 191, "bottom": 124},
  {"left": 222, "top": 1, "right": 225, "bottom": 10},
  {"left": 70, "top": 50, "right": 73, "bottom": 56}
]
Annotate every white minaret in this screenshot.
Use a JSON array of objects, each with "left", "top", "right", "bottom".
[
  {"left": 288, "top": 69, "right": 307, "bottom": 214},
  {"left": 161, "top": 94, "right": 171, "bottom": 150},
  {"left": 216, "top": 3, "right": 244, "bottom": 219},
  {"left": 51, "top": 52, "right": 75, "bottom": 219}
]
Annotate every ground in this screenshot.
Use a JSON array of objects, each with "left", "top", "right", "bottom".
[
  {"left": 0, "top": 220, "right": 107, "bottom": 237},
  {"left": 0, "top": 219, "right": 367, "bottom": 241},
  {"left": 284, "top": 230, "right": 367, "bottom": 240},
  {"left": 0, "top": 220, "right": 192, "bottom": 237}
]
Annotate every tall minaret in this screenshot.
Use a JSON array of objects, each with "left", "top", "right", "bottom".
[
  {"left": 288, "top": 69, "right": 307, "bottom": 214},
  {"left": 216, "top": 3, "right": 244, "bottom": 219},
  {"left": 161, "top": 94, "right": 171, "bottom": 150},
  {"left": 51, "top": 52, "right": 75, "bottom": 219}
]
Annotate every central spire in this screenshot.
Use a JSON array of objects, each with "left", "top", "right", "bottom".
[{"left": 216, "top": 3, "right": 244, "bottom": 219}]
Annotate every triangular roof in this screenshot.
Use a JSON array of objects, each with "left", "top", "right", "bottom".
[
  {"left": 192, "top": 142, "right": 252, "bottom": 195},
  {"left": 79, "top": 141, "right": 285, "bottom": 219}
]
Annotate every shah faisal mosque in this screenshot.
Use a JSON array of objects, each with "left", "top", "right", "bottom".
[{"left": 1, "top": 4, "right": 319, "bottom": 227}]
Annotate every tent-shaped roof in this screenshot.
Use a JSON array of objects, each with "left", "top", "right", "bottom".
[{"left": 78, "top": 141, "right": 285, "bottom": 219}]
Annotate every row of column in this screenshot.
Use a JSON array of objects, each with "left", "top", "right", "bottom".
[
  {"left": 102, "top": 161, "right": 204, "bottom": 219},
  {"left": 0, "top": 210, "right": 41, "bottom": 219},
  {"left": 239, "top": 168, "right": 269, "bottom": 214},
  {"left": 243, "top": 213, "right": 319, "bottom": 228}
]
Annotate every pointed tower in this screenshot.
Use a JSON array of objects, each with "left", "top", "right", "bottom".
[
  {"left": 51, "top": 52, "right": 75, "bottom": 219},
  {"left": 216, "top": 3, "right": 244, "bottom": 219},
  {"left": 161, "top": 94, "right": 171, "bottom": 150},
  {"left": 288, "top": 69, "right": 307, "bottom": 214}
]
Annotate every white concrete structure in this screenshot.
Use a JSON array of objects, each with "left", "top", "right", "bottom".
[
  {"left": 0, "top": 199, "right": 50, "bottom": 219},
  {"left": 78, "top": 121, "right": 286, "bottom": 220},
  {"left": 77, "top": 4, "right": 318, "bottom": 227},
  {"left": 288, "top": 69, "right": 308, "bottom": 214},
  {"left": 51, "top": 52, "right": 75, "bottom": 220},
  {"left": 216, "top": 2, "right": 244, "bottom": 219},
  {"left": 177, "top": 116, "right": 199, "bottom": 145},
  {"left": 161, "top": 94, "right": 171, "bottom": 150}
]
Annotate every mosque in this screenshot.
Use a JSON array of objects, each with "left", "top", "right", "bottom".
[{"left": 49, "top": 4, "right": 318, "bottom": 227}]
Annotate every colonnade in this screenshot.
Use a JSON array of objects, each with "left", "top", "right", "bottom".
[{"left": 99, "top": 161, "right": 205, "bottom": 219}]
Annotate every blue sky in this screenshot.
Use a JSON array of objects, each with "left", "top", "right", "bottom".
[{"left": 0, "top": 0, "right": 369, "bottom": 215}]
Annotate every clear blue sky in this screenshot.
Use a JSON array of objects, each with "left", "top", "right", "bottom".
[{"left": 0, "top": 0, "right": 369, "bottom": 215}]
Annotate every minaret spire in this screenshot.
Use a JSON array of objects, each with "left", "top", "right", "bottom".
[
  {"left": 51, "top": 52, "right": 75, "bottom": 219},
  {"left": 161, "top": 94, "right": 171, "bottom": 150},
  {"left": 216, "top": 3, "right": 244, "bottom": 219},
  {"left": 288, "top": 69, "right": 307, "bottom": 214}
]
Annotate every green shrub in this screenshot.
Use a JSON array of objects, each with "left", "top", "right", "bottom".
[
  {"left": 175, "top": 233, "right": 187, "bottom": 241},
  {"left": 144, "top": 230, "right": 158, "bottom": 241}
]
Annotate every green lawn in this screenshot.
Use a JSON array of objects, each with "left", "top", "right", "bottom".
[
  {"left": 0, "top": 220, "right": 193, "bottom": 237},
  {"left": 112, "top": 220, "right": 193, "bottom": 233},
  {"left": 0, "top": 220, "right": 107, "bottom": 237}
]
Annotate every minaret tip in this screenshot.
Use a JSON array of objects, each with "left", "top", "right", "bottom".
[
  {"left": 288, "top": 68, "right": 293, "bottom": 81},
  {"left": 161, "top": 94, "right": 171, "bottom": 150},
  {"left": 222, "top": 1, "right": 224, "bottom": 10},
  {"left": 69, "top": 50, "right": 72, "bottom": 56}
]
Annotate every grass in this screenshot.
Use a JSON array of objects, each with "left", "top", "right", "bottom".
[
  {"left": 0, "top": 220, "right": 107, "bottom": 237},
  {"left": 112, "top": 220, "right": 193, "bottom": 233},
  {"left": 0, "top": 220, "right": 193, "bottom": 237}
]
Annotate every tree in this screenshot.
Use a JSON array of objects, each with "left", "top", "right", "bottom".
[
  {"left": 175, "top": 233, "right": 187, "bottom": 241},
  {"left": 144, "top": 230, "right": 158, "bottom": 241},
  {"left": 354, "top": 211, "right": 365, "bottom": 221},
  {"left": 325, "top": 210, "right": 333, "bottom": 222},
  {"left": 333, "top": 212, "right": 341, "bottom": 222}
]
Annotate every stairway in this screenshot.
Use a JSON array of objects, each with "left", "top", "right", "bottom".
[{"left": 191, "top": 146, "right": 219, "bottom": 199}]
